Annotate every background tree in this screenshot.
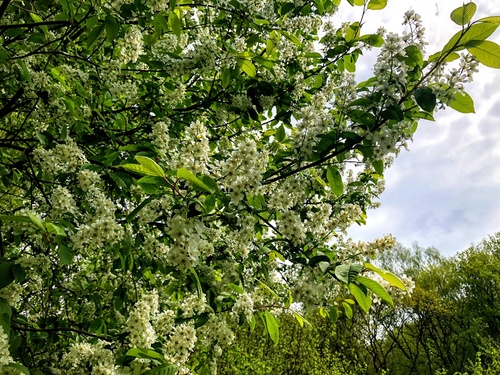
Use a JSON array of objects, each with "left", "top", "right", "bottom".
[{"left": 0, "top": 0, "right": 499, "bottom": 374}]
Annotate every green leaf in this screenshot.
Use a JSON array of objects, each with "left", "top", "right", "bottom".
[
  {"left": 335, "top": 263, "right": 363, "bottom": 284},
  {"left": 450, "top": 2, "right": 477, "bottom": 26},
  {"left": 372, "top": 159, "right": 384, "bottom": 175},
  {"left": 0, "top": 215, "right": 32, "bottom": 224},
  {"left": 5, "top": 363, "right": 31, "bottom": 375},
  {"left": 46, "top": 223, "right": 66, "bottom": 237},
  {"left": 360, "top": 34, "right": 384, "bottom": 47},
  {"left": 367, "top": 0, "right": 387, "bottom": 10},
  {"left": 326, "top": 167, "right": 344, "bottom": 197},
  {"left": 465, "top": 40, "right": 500, "bottom": 68},
  {"left": 364, "top": 262, "right": 407, "bottom": 290},
  {"left": 168, "top": 10, "right": 182, "bottom": 37},
  {"left": 329, "top": 306, "right": 339, "bottom": 323},
  {"left": 275, "top": 125, "right": 286, "bottom": 142},
  {"left": 221, "top": 68, "right": 231, "bottom": 88},
  {"left": 142, "top": 364, "right": 179, "bottom": 375},
  {"left": 414, "top": 87, "right": 436, "bottom": 113},
  {"left": 87, "top": 23, "right": 105, "bottom": 49},
  {"left": 189, "top": 268, "right": 203, "bottom": 298},
  {"left": 27, "top": 212, "right": 46, "bottom": 232},
  {"left": 30, "top": 12, "right": 48, "bottom": 33},
  {"left": 0, "top": 297, "right": 12, "bottom": 337},
  {"left": 264, "top": 310, "right": 279, "bottom": 345},
  {"left": 236, "top": 58, "right": 256, "bottom": 77},
  {"left": 281, "top": 31, "right": 301, "bottom": 46},
  {"left": 177, "top": 168, "right": 214, "bottom": 193},
  {"left": 0, "top": 263, "right": 14, "bottom": 289},
  {"left": 442, "top": 23, "right": 498, "bottom": 55},
  {"left": 105, "top": 14, "right": 120, "bottom": 42},
  {"left": 121, "top": 163, "right": 153, "bottom": 176},
  {"left": 126, "top": 348, "right": 167, "bottom": 363},
  {"left": 356, "top": 275, "right": 394, "bottom": 306},
  {"left": 292, "top": 311, "right": 311, "bottom": 327},
  {"left": 341, "top": 301, "right": 353, "bottom": 319},
  {"left": 449, "top": 91, "right": 475, "bottom": 113},
  {"left": 476, "top": 16, "right": 500, "bottom": 24},
  {"left": 135, "top": 156, "right": 166, "bottom": 178},
  {"left": 58, "top": 246, "right": 74, "bottom": 265},
  {"left": 349, "top": 283, "right": 372, "bottom": 313},
  {"left": 405, "top": 45, "right": 423, "bottom": 67}
]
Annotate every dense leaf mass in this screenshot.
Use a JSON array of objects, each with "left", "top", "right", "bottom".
[{"left": 0, "top": 0, "right": 498, "bottom": 373}]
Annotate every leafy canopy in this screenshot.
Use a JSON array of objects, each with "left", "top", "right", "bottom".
[{"left": 0, "top": 0, "right": 499, "bottom": 374}]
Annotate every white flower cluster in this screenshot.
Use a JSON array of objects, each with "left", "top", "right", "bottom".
[
  {"left": 0, "top": 282, "right": 23, "bottom": 309},
  {"left": 279, "top": 210, "right": 306, "bottom": 246},
  {"left": 0, "top": 326, "right": 13, "bottom": 370},
  {"left": 163, "top": 322, "right": 197, "bottom": 366},
  {"left": 167, "top": 215, "right": 214, "bottom": 271},
  {"left": 219, "top": 138, "right": 268, "bottom": 203},
  {"left": 373, "top": 33, "right": 408, "bottom": 102},
  {"left": 179, "top": 120, "right": 211, "bottom": 174},
  {"left": 198, "top": 314, "right": 235, "bottom": 353},
  {"left": 119, "top": 26, "right": 143, "bottom": 64},
  {"left": 231, "top": 292, "right": 254, "bottom": 321},
  {"left": 78, "top": 169, "right": 102, "bottom": 192},
  {"left": 50, "top": 186, "right": 78, "bottom": 219},
  {"left": 125, "top": 292, "right": 159, "bottom": 348},
  {"left": 60, "top": 341, "right": 116, "bottom": 375},
  {"left": 33, "top": 137, "right": 87, "bottom": 176},
  {"left": 402, "top": 10, "right": 427, "bottom": 50}
]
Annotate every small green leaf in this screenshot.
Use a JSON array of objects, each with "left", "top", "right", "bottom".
[
  {"left": 121, "top": 163, "right": 153, "bottom": 176},
  {"left": 275, "top": 125, "right": 286, "bottom": 142},
  {"left": 360, "top": 34, "right": 384, "bottom": 47},
  {"left": 126, "top": 348, "right": 167, "bottom": 363},
  {"left": 105, "top": 14, "right": 120, "bottom": 42},
  {"left": 221, "top": 68, "right": 231, "bottom": 88},
  {"left": 449, "top": 91, "right": 475, "bottom": 113},
  {"left": 476, "top": 16, "right": 500, "bottom": 24},
  {"left": 5, "top": 363, "right": 31, "bottom": 375},
  {"left": 292, "top": 311, "right": 311, "bottom": 327},
  {"left": 364, "top": 262, "right": 407, "bottom": 290},
  {"left": 341, "top": 301, "right": 353, "bottom": 319},
  {"left": 0, "top": 264, "right": 14, "bottom": 289},
  {"left": 168, "top": 10, "right": 182, "bottom": 37},
  {"left": 465, "top": 40, "right": 500, "bottom": 68},
  {"left": 177, "top": 168, "right": 214, "bottom": 193},
  {"left": 236, "top": 58, "right": 256, "bottom": 77},
  {"left": 349, "top": 283, "right": 372, "bottom": 313},
  {"left": 142, "top": 364, "right": 178, "bottom": 375},
  {"left": 335, "top": 263, "right": 363, "bottom": 284},
  {"left": 189, "top": 268, "right": 203, "bottom": 298},
  {"left": 264, "top": 310, "right": 279, "bottom": 345},
  {"left": 281, "top": 31, "right": 301, "bottom": 46},
  {"left": 450, "top": 2, "right": 477, "bottom": 26},
  {"left": 356, "top": 275, "right": 394, "bottom": 306},
  {"left": 58, "top": 246, "right": 74, "bottom": 265},
  {"left": 46, "top": 223, "right": 67, "bottom": 237},
  {"left": 87, "top": 23, "right": 105, "bottom": 49},
  {"left": 135, "top": 156, "right": 166, "bottom": 178},
  {"left": 326, "top": 167, "right": 344, "bottom": 197},
  {"left": 329, "top": 306, "right": 339, "bottom": 323},
  {"left": 442, "top": 23, "right": 498, "bottom": 54},
  {"left": 414, "top": 87, "right": 436, "bottom": 112},
  {"left": 372, "top": 159, "right": 384, "bottom": 175},
  {"left": 30, "top": 12, "right": 48, "bottom": 33},
  {"left": 367, "top": 0, "right": 387, "bottom": 10},
  {"left": 27, "top": 212, "right": 46, "bottom": 232}
]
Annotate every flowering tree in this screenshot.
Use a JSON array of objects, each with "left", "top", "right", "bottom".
[{"left": 0, "top": 0, "right": 499, "bottom": 373}]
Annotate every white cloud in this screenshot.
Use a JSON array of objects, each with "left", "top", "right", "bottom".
[{"left": 342, "top": 0, "right": 500, "bottom": 255}]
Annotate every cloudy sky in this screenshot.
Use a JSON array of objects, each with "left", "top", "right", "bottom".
[{"left": 337, "top": 1, "right": 500, "bottom": 256}]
